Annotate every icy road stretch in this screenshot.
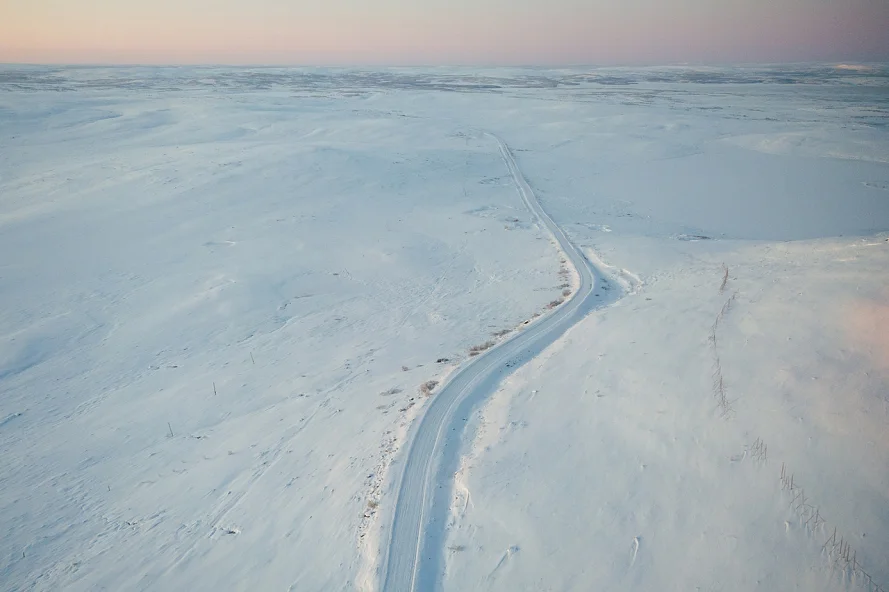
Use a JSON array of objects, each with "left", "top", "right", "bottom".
[{"left": 380, "top": 135, "right": 612, "bottom": 592}]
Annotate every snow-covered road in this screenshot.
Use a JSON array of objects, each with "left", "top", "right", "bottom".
[
  {"left": 4, "top": 66, "right": 887, "bottom": 591},
  {"left": 380, "top": 134, "right": 611, "bottom": 591}
]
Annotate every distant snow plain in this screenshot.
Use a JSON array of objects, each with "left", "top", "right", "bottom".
[{"left": 1, "top": 65, "right": 888, "bottom": 591}]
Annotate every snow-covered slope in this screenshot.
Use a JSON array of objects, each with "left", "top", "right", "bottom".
[
  {"left": 0, "top": 78, "right": 566, "bottom": 591},
  {"left": 1, "top": 65, "right": 887, "bottom": 591},
  {"left": 442, "top": 237, "right": 889, "bottom": 592}
]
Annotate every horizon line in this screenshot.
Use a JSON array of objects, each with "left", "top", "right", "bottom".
[{"left": 2, "top": 59, "right": 888, "bottom": 69}]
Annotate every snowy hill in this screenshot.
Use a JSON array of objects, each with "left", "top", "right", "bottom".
[{"left": 1, "top": 65, "right": 887, "bottom": 591}]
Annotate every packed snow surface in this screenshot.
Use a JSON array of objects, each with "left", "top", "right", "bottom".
[{"left": 1, "top": 64, "right": 888, "bottom": 591}]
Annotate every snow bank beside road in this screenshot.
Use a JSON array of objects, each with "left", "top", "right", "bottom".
[{"left": 444, "top": 236, "right": 889, "bottom": 592}]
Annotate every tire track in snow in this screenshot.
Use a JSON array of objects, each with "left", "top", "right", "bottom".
[{"left": 380, "top": 134, "right": 629, "bottom": 591}]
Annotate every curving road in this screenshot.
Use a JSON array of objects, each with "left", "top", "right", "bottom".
[{"left": 380, "top": 133, "right": 607, "bottom": 592}]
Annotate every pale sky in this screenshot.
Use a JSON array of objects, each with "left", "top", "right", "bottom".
[{"left": 2, "top": 0, "right": 888, "bottom": 65}]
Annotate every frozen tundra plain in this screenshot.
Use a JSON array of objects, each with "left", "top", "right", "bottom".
[{"left": 1, "top": 65, "right": 889, "bottom": 592}]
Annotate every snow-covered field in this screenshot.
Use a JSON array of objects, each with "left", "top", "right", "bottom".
[{"left": 1, "top": 65, "right": 888, "bottom": 591}]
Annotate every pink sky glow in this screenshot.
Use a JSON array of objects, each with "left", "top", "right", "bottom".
[{"left": 2, "top": 0, "right": 888, "bottom": 65}]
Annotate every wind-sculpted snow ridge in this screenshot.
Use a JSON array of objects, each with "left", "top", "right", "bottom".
[{"left": 379, "top": 133, "right": 635, "bottom": 592}]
